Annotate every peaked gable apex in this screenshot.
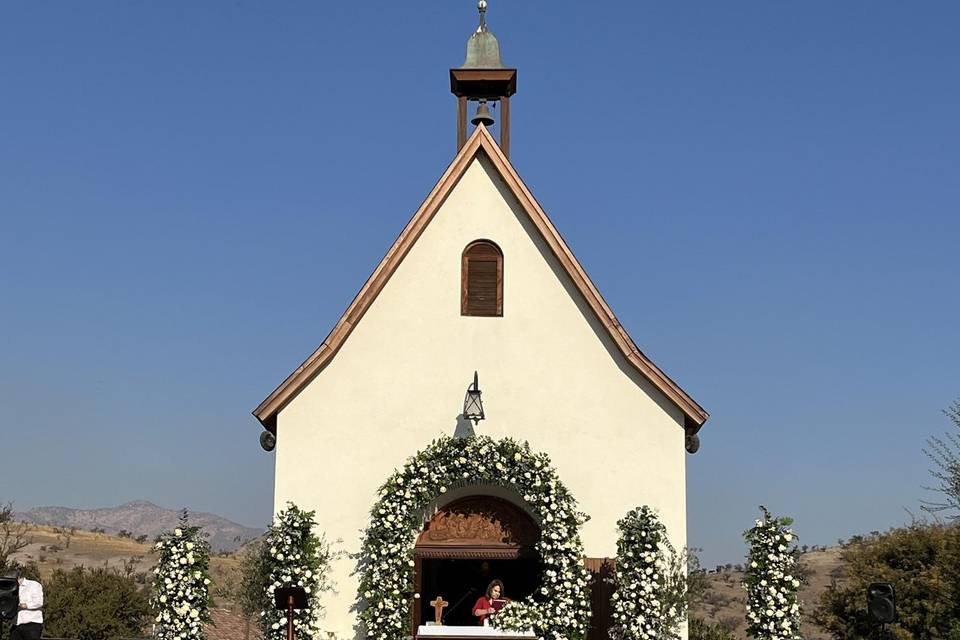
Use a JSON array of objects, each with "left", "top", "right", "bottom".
[{"left": 253, "top": 125, "right": 708, "bottom": 434}]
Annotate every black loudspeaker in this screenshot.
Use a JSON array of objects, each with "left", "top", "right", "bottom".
[
  {"left": 0, "top": 577, "right": 18, "bottom": 620},
  {"left": 867, "top": 582, "right": 896, "bottom": 624}
]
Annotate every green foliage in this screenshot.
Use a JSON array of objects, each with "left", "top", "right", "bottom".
[
  {"left": 610, "top": 506, "right": 688, "bottom": 640},
  {"left": 151, "top": 511, "right": 213, "bottom": 640},
  {"left": 43, "top": 566, "right": 152, "bottom": 640},
  {"left": 234, "top": 537, "right": 270, "bottom": 619},
  {"left": 922, "top": 399, "right": 960, "bottom": 519},
  {"left": 743, "top": 507, "right": 802, "bottom": 640},
  {"left": 685, "top": 550, "right": 712, "bottom": 613},
  {"left": 0, "top": 502, "right": 31, "bottom": 575},
  {"left": 212, "top": 536, "right": 269, "bottom": 635},
  {"left": 688, "top": 617, "right": 737, "bottom": 640},
  {"left": 812, "top": 522, "right": 960, "bottom": 640},
  {"left": 259, "top": 503, "right": 335, "bottom": 640}
]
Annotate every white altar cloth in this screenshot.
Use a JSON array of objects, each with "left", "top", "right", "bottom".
[{"left": 416, "top": 626, "right": 536, "bottom": 639}]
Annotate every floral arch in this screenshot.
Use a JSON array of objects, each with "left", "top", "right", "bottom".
[{"left": 356, "top": 435, "right": 592, "bottom": 640}]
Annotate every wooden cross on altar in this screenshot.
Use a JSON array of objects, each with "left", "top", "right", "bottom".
[{"left": 430, "top": 596, "right": 449, "bottom": 625}]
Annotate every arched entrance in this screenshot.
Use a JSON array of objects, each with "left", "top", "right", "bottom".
[
  {"left": 414, "top": 494, "right": 541, "bottom": 628},
  {"left": 356, "top": 435, "right": 592, "bottom": 640}
]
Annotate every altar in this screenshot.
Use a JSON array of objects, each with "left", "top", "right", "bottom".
[
  {"left": 416, "top": 626, "right": 537, "bottom": 640},
  {"left": 412, "top": 495, "right": 541, "bottom": 629}
]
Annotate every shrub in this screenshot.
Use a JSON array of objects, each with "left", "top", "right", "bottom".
[
  {"left": 689, "top": 617, "right": 736, "bottom": 640},
  {"left": 922, "top": 399, "right": 960, "bottom": 519},
  {"left": 812, "top": 522, "right": 960, "bottom": 640},
  {"left": 43, "top": 566, "right": 151, "bottom": 640},
  {"left": 0, "top": 503, "right": 30, "bottom": 576},
  {"left": 233, "top": 537, "right": 268, "bottom": 618}
]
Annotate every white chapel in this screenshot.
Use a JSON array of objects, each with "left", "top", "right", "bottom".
[{"left": 253, "top": 5, "right": 708, "bottom": 640}]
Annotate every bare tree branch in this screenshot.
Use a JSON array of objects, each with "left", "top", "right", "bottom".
[
  {"left": 0, "top": 502, "right": 31, "bottom": 573},
  {"left": 921, "top": 400, "right": 960, "bottom": 520}
]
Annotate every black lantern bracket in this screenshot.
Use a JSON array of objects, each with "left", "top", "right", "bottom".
[{"left": 463, "top": 371, "right": 485, "bottom": 425}]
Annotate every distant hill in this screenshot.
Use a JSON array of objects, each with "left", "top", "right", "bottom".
[
  {"left": 11, "top": 524, "right": 243, "bottom": 590},
  {"left": 691, "top": 546, "right": 844, "bottom": 640},
  {"left": 16, "top": 500, "right": 262, "bottom": 552}
]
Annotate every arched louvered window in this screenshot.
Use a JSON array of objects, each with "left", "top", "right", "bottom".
[{"left": 461, "top": 240, "right": 503, "bottom": 317}]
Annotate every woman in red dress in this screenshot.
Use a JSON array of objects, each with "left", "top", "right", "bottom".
[{"left": 472, "top": 579, "right": 510, "bottom": 625}]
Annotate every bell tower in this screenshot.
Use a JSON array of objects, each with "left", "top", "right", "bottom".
[{"left": 450, "top": 1, "right": 517, "bottom": 157}]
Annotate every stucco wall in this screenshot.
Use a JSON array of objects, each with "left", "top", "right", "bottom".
[{"left": 272, "top": 155, "right": 688, "bottom": 638}]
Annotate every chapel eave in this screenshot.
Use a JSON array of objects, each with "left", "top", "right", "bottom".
[{"left": 252, "top": 125, "right": 709, "bottom": 435}]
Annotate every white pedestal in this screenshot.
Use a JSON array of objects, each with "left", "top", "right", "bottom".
[{"left": 416, "top": 626, "right": 536, "bottom": 640}]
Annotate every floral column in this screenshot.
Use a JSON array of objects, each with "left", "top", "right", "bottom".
[{"left": 743, "top": 507, "right": 802, "bottom": 640}]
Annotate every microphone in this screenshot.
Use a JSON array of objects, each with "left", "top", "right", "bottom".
[{"left": 442, "top": 587, "right": 479, "bottom": 624}]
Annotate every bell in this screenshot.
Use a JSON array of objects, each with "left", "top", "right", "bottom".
[{"left": 471, "top": 100, "right": 495, "bottom": 127}]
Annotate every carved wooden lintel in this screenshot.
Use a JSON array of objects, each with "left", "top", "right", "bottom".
[{"left": 417, "top": 496, "right": 539, "bottom": 550}]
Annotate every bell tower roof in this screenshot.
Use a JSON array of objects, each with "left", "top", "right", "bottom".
[{"left": 460, "top": 0, "right": 505, "bottom": 69}]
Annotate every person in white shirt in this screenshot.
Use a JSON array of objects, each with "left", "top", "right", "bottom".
[{"left": 11, "top": 574, "right": 43, "bottom": 640}]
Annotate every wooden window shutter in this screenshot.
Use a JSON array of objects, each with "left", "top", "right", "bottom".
[{"left": 461, "top": 241, "right": 503, "bottom": 317}]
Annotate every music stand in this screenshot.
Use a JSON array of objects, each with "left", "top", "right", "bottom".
[{"left": 274, "top": 586, "right": 309, "bottom": 640}]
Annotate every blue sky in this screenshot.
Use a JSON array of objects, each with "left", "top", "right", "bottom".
[{"left": 2, "top": 2, "right": 958, "bottom": 567}]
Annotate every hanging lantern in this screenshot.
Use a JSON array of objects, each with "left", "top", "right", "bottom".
[{"left": 463, "top": 371, "right": 485, "bottom": 425}]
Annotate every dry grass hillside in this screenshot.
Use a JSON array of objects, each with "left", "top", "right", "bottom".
[
  {"left": 10, "top": 524, "right": 256, "bottom": 640},
  {"left": 691, "top": 546, "right": 844, "bottom": 640},
  {"left": 10, "top": 524, "right": 242, "bottom": 594}
]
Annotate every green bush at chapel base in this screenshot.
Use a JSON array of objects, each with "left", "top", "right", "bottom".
[
  {"left": 42, "top": 566, "right": 152, "bottom": 640},
  {"left": 812, "top": 522, "right": 960, "bottom": 640},
  {"left": 688, "top": 617, "right": 737, "bottom": 640}
]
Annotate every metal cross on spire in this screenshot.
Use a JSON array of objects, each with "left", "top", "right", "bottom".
[{"left": 477, "top": 0, "right": 488, "bottom": 33}]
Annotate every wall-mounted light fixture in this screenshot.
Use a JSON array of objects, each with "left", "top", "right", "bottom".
[{"left": 463, "top": 371, "right": 485, "bottom": 425}]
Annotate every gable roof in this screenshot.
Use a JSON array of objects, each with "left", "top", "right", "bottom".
[{"left": 253, "top": 125, "right": 709, "bottom": 434}]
